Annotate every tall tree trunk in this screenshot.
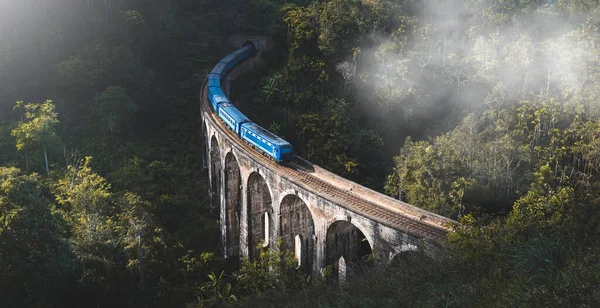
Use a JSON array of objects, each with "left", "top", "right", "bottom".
[{"left": 43, "top": 147, "right": 49, "bottom": 175}]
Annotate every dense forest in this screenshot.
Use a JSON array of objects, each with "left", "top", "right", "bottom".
[{"left": 1, "top": 0, "right": 600, "bottom": 307}]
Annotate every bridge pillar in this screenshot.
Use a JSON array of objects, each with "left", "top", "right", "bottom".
[
  {"left": 209, "top": 135, "right": 222, "bottom": 215},
  {"left": 239, "top": 168, "right": 250, "bottom": 259},
  {"left": 219, "top": 164, "right": 226, "bottom": 257},
  {"left": 202, "top": 120, "right": 208, "bottom": 169},
  {"left": 224, "top": 152, "right": 243, "bottom": 262},
  {"left": 313, "top": 217, "right": 328, "bottom": 278},
  {"left": 217, "top": 146, "right": 228, "bottom": 258}
]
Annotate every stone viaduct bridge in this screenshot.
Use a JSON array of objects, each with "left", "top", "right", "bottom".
[{"left": 201, "top": 36, "right": 455, "bottom": 279}]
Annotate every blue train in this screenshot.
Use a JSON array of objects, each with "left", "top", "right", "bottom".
[{"left": 207, "top": 43, "right": 294, "bottom": 163}]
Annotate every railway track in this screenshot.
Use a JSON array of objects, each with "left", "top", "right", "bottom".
[{"left": 201, "top": 66, "right": 453, "bottom": 244}]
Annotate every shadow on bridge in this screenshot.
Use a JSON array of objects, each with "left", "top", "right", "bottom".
[
  {"left": 247, "top": 172, "right": 273, "bottom": 261},
  {"left": 326, "top": 221, "right": 372, "bottom": 283},
  {"left": 291, "top": 156, "right": 316, "bottom": 173},
  {"left": 224, "top": 152, "right": 242, "bottom": 264},
  {"left": 280, "top": 195, "right": 315, "bottom": 274}
]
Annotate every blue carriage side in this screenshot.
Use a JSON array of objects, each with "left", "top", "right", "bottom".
[
  {"left": 208, "top": 73, "right": 221, "bottom": 88},
  {"left": 206, "top": 43, "right": 294, "bottom": 162},
  {"left": 208, "top": 86, "right": 229, "bottom": 110},
  {"left": 240, "top": 122, "right": 294, "bottom": 162},
  {"left": 210, "top": 62, "right": 228, "bottom": 79},
  {"left": 220, "top": 53, "right": 239, "bottom": 70},
  {"left": 217, "top": 103, "right": 250, "bottom": 134},
  {"left": 233, "top": 45, "right": 254, "bottom": 62}
]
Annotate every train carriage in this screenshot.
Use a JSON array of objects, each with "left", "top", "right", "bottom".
[
  {"left": 208, "top": 73, "right": 221, "bottom": 88},
  {"left": 220, "top": 53, "right": 239, "bottom": 70},
  {"left": 208, "top": 86, "right": 229, "bottom": 110},
  {"left": 240, "top": 122, "right": 294, "bottom": 162},
  {"left": 210, "top": 62, "right": 228, "bottom": 79},
  {"left": 233, "top": 45, "right": 254, "bottom": 62},
  {"left": 206, "top": 43, "right": 294, "bottom": 162},
  {"left": 217, "top": 103, "right": 249, "bottom": 134}
]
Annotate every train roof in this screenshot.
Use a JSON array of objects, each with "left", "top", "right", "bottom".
[
  {"left": 219, "top": 103, "right": 250, "bottom": 123},
  {"left": 210, "top": 63, "right": 226, "bottom": 74},
  {"left": 220, "top": 54, "right": 237, "bottom": 64},
  {"left": 213, "top": 95, "right": 229, "bottom": 104},
  {"left": 208, "top": 74, "right": 221, "bottom": 87},
  {"left": 208, "top": 85, "right": 225, "bottom": 95},
  {"left": 233, "top": 45, "right": 252, "bottom": 55},
  {"left": 208, "top": 86, "right": 226, "bottom": 96},
  {"left": 242, "top": 122, "right": 291, "bottom": 147},
  {"left": 208, "top": 87, "right": 229, "bottom": 104}
]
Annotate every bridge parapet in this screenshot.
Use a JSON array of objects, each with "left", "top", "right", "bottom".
[{"left": 294, "top": 156, "right": 451, "bottom": 230}]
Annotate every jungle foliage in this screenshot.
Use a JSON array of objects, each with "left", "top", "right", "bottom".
[
  {"left": 0, "top": 0, "right": 228, "bottom": 306},
  {"left": 2, "top": 0, "right": 600, "bottom": 307}
]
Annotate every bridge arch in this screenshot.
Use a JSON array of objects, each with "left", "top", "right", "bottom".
[
  {"left": 280, "top": 194, "right": 315, "bottom": 273},
  {"left": 210, "top": 136, "right": 222, "bottom": 212},
  {"left": 224, "top": 152, "right": 242, "bottom": 262},
  {"left": 389, "top": 249, "right": 420, "bottom": 268},
  {"left": 246, "top": 171, "right": 274, "bottom": 260},
  {"left": 325, "top": 220, "right": 373, "bottom": 282}
]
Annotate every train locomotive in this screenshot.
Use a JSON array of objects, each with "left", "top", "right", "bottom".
[{"left": 207, "top": 43, "right": 294, "bottom": 163}]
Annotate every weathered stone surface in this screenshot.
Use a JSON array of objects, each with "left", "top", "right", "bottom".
[
  {"left": 281, "top": 194, "right": 315, "bottom": 274},
  {"left": 224, "top": 152, "right": 241, "bottom": 260}
]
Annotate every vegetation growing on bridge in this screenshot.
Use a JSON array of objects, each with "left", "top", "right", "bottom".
[{"left": 1, "top": 0, "right": 600, "bottom": 307}]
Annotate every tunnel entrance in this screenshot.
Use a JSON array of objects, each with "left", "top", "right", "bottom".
[
  {"left": 242, "top": 40, "right": 256, "bottom": 52},
  {"left": 224, "top": 152, "right": 241, "bottom": 264},
  {"left": 210, "top": 136, "right": 222, "bottom": 214},
  {"left": 247, "top": 172, "right": 272, "bottom": 261},
  {"left": 280, "top": 195, "right": 315, "bottom": 274},
  {"left": 325, "top": 221, "right": 372, "bottom": 282}
]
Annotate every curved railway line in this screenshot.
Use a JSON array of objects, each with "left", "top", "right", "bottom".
[{"left": 201, "top": 57, "right": 455, "bottom": 243}]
